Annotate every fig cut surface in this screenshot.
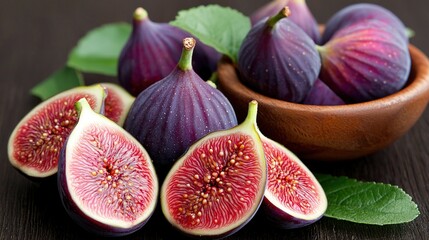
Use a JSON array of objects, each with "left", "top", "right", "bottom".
[{"left": 161, "top": 100, "right": 267, "bottom": 238}]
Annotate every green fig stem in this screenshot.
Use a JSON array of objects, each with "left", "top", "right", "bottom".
[
  {"left": 178, "top": 38, "right": 196, "bottom": 71},
  {"left": 75, "top": 98, "right": 91, "bottom": 117},
  {"left": 133, "top": 7, "right": 148, "bottom": 21},
  {"left": 241, "top": 100, "right": 259, "bottom": 129},
  {"left": 267, "top": 6, "right": 291, "bottom": 28}
]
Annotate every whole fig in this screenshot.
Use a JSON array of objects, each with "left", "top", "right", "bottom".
[
  {"left": 238, "top": 7, "right": 321, "bottom": 103},
  {"left": 250, "top": 0, "right": 320, "bottom": 43},
  {"left": 318, "top": 20, "right": 411, "bottom": 103},
  {"left": 302, "top": 79, "right": 345, "bottom": 106},
  {"left": 118, "top": 7, "right": 219, "bottom": 96},
  {"left": 124, "top": 38, "right": 237, "bottom": 170},
  {"left": 321, "top": 3, "right": 408, "bottom": 44}
]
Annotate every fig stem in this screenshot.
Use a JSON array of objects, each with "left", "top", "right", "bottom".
[
  {"left": 267, "top": 6, "right": 291, "bottom": 28},
  {"left": 178, "top": 38, "right": 196, "bottom": 71},
  {"left": 242, "top": 100, "right": 259, "bottom": 129},
  {"left": 75, "top": 98, "right": 91, "bottom": 117},
  {"left": 133, "top": 7, "right": 148, "bottom": 21}
]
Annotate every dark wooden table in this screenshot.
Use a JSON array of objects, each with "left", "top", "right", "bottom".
[{"left": 1, "top": 0, "right": 428, "bottom": 239}]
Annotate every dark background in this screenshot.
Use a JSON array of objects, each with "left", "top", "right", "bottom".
[{"left": 1, "top": 0, "right": 429, "bottom": 239}]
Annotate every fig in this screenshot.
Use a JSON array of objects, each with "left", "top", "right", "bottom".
[
  {"left": 160, "top": 100, "right": 267, "bottom": 238},
  {"left": 259, "top": 131, "right": 327, "bottom": 228},
  {"left": 8, "top": 84, "right": 106, "bottom": 179},
  {"left": 101, "top": 83, "right": 135, "bottom": 126},
  {"left": 58, "top": 98, "right": 158, "bottom": 237},
  {"left": 250, "top": 0, "right": 321, "bottom": 43},
  {"left": 318, "top": 20, "right": 411, "bottom": 103},
  {"left": 238, "top": 7, "right": 321, "bottom": 103},
  {"left": 302, "top": 79, "right": 345, "bottom": 106},
  {"left": 118, "top": 7, "right": 219, "bottom": 96},
  {"left": 124, "top": 38, "right": 237, "bottom": 168},
  {"left": 321, "top": 3, "right": 408, "bottom": 44}
]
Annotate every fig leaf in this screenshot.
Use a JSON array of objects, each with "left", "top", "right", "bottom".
[
  {"left": 67, "top": 23, "right": 131, "bottom": 76},
  {"left": 31, "top": 66, "right": 84, "bottom": 100},
  {"left": 316, "top": 174, "right": 420, "bottom": 225},
  {"left": 170, "top": 4, "right": 250, "bottom": 63}
]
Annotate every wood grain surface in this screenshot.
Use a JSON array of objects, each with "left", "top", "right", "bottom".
[{"left": 1, "top": 0, "right": 428, "bottom": 239}]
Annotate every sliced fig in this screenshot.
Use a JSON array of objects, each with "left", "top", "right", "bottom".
[
  {"left": 318, "top": 20, "right": 411, "bottom": 103},
  {"left": 124, "top": 38, "right": 237, "bottom": 168},
  {"left": 250, "top": 0, "right": 321, "bottom": 43},
  {"left": 259, "top": 131, "right": 327, "bottom": 228},
  {"left": 160, "top": 100, "right": 267, "bottom": 238},
  {"left": 238, "top": 7, "right": 321, "bottom": 103},
  {"left": 8, "top": 84, "right": 105, "bottom": 178},
  {"left": 58, "top": 98, "right": 158, "bottom": 236},
  {"left": 101, "top": 82, "right": 135, "bottom": 126}
]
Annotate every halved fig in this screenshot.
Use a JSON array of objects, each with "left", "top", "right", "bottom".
[
  {"left": 259, "top": 131, "right": 327, "bottom": 228},
  {"left": 8, "top": 84, "right": 105, "bottom": 179},
  {"left": 161, "top": 100, "right": 267, "bottom": 238},
  {"left": 58, "top": 98, "right": 158, "bottom": 236},
  {"left": 101, "top": 82, "right": 135, "bottom": 126}
]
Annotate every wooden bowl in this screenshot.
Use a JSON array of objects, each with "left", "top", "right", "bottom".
[{"left": 217, "top": 45, "right": 429, "bottom": 161}]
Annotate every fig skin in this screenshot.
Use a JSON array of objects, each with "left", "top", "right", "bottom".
[
  {"left": 318, "top": 20, "right": 411, "bottom": 103},
  {"left": 160, "top": 100, "right": 267, "bottom": 238},
  {"left": 258, "top": 131, "right": 327, "bottom": 229},
  {"left": 321, "top": 3, "right": 408, "bottom": 44},
  {"left": 118, "top": 7, "right": 219, "bottom": 96},
  {"left": 238, "top": 7, "right": 321, "bottom": 103},
  {"left": 101, "top": 82, "right": 135, "bottom": 126},
  {"left": 124, "top": 38, "right": 237, "bottom": 170},
  {"left": 7, "top": 84, "right": 106, "bottom": 179},
  {"left": 250, "top": 0, "right": 321, "bottom": 43},
  {"left": 58, "top": 98, "right": 158, "bottom": 237},
  {"left": 302, "top": 79, "right": 345, "bottom": 106}
]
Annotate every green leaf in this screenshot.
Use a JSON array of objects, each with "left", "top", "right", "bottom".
[
  {"left": 30, "top": 67, "right": 84, "bottom": 100},
  {"left": 316, "top": 174, "right": 420, "bottom": 225},
  {"left": 171, "top": 4, "right": 250, "bottom": 63},
  {"left": 67, "top": 23, "right": 131, "bottom": 76}
]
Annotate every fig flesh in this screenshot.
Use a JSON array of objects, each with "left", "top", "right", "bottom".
[
  {"left": 250, "top": 0, "right": 320, "bottom": 43},
  {"left": 321, "top": 3, "right": 408, "bottom": 44},
  {"left": 160, "top": 100, "right": 267, "bottom": 238},
  {"left": 238, "top": 7, "right": 321, "bottom": 103},
  {"left": 8, "top": 84, "right": 105, "bottom": 178},
  {"left": 302, "top": 79, "right": 345, "bottom": 106},
  {"left": 101, "top": 83, "right": 135, "bottom": 126},
  {"left": 259, "top": 131, "right": 327, "bottom": 228},
  {"left": 124, "top": 38, "right": 237, "bottom": 169},
  {"left": 318, "top": 20, "right": 411, "bottom": 103},
  {"left": 58, "top": 98, "right": 158, "bottom": 237},
  {"left": 118, "top": 7, "right": 219, "bottom": 96}
]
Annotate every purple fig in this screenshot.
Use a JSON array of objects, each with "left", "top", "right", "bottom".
[
  {"left": 318, "top": 20, "right": 411, "bottom": 103},
  {"left": 118, "top": 7, "right": 219, "bottom": 96},
  {"left": 238, "top": 7, "right": 321, "bottom": 103},
  {"left": 124, "top": 38, "right": 237, "bottom": 169},
  {"left": 303, "top": 79, "right": 345, "bottom": 106},
  {"left": 321, "top": 3, "right": 408, "bottom": 44},
  {"left": 58, "top": 98, "right": 158, "bottom": 236},
  {"left": 251, "top": 0, "right": 320, "bottom": 43}
]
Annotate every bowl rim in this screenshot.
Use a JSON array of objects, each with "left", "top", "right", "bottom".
[{"left": 218, "top": 44, "right": 429, "bottom": 114}]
